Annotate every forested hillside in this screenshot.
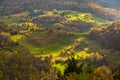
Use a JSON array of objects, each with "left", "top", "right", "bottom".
[
  {"left": 89, "top": 21, "right": 120, "bottom": 50},
  {"left": 0, "top": 0, "right": 120, "bottom": 20},
  {"left": 0, "top": 0, "right": 120, "bottom": 80}
]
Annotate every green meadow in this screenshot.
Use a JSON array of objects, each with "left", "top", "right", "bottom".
[
  {"left": 0, "top": 17, "right": 19, "bottom": 25},
  {"left": 58, "top": 10, "right": 106, "bottom": 24}
]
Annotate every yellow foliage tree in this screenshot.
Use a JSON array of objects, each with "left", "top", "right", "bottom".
[{"left": 93, "top": 65, "right": 114, "bottom": 80}]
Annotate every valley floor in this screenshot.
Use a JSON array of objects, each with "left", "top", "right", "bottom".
[{"left": 18, "top": 31, "right": 120, "bottom": 73}]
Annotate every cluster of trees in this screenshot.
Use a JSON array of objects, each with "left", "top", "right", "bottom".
[
  {"left": 0, "top": 33, "right": 17, "bottom": 51},
  {"left": 0, "top": 22, "right": 21, "bottom": 50},
  {"left": 0, "top": 45, "right": 120, "bottom": 80},
  {"left": 0, "top": 22, "right": 57, "bottom": 80},
  {"left": 62, "top": 20, "right": 94, "bottom": 32},
  {"left": 33, "top": 14, "right": 63, "bottom": 27},
  {"left": 0, "top": 22, "right": 38, "bottom": 41},
  {"left": 33, "top": 11, "right": 94, "bottom": 32},
  {"left": 89, "top": 21, "right": 120, "bottom": 51},
  {"left": 0, "top": 22, "right": 22, "bottom": 36},
  {"left": 0, "top": 49, "right": 58, "bottom": 80},
  {"left": 0, "top": 22, "right": 16, "bottom": 35},
  {"left": 12, "top": 22, "right": 38, "bottom": 33},
  {"left": 0, "top": 6, "right": 24, "bottom": 16},
  {"left": 59, "top": 54, "right": 119, "bottom": 80}
]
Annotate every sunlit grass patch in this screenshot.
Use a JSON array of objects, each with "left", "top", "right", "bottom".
[
  {"left": 58, "top": 10, "right": 106, "bottom": 24},
  {"left": 20, "top": 32, "right": 75, "bottom": 56},
  {"left": 31, "top": 33, "right": 87, "bottom": 56},
  {"left": 28, "top": 42, "right": 73, "bottom": 56},
  {"left": 66, "top": 13, "right": 94, "bottom": 23}
]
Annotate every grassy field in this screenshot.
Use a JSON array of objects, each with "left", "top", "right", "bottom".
[
  {"left": 0, "top": 12, "right": 29, "bottom": 26},
  {"left": 58, "top": 10, "right": 107, "bottom": 24},
  {"left": 0, "top": 17, "right": 19, "bottom": 25},
  {"left": 19, "top": 30, "right": 76, "bottom": 56},
  {"left": 19, "top": 31, "right": 103, "bottom": 56}
]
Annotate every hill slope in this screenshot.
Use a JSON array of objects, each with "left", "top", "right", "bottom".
[
  {"left": 89, "top": 21, "right": 120, "bottom": 51},
  {"left": 0, "top": 0, "right": 120, "bottom": 20},
  {"left": 94, "top": 0, "right": 120, "bottom": 10}
]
